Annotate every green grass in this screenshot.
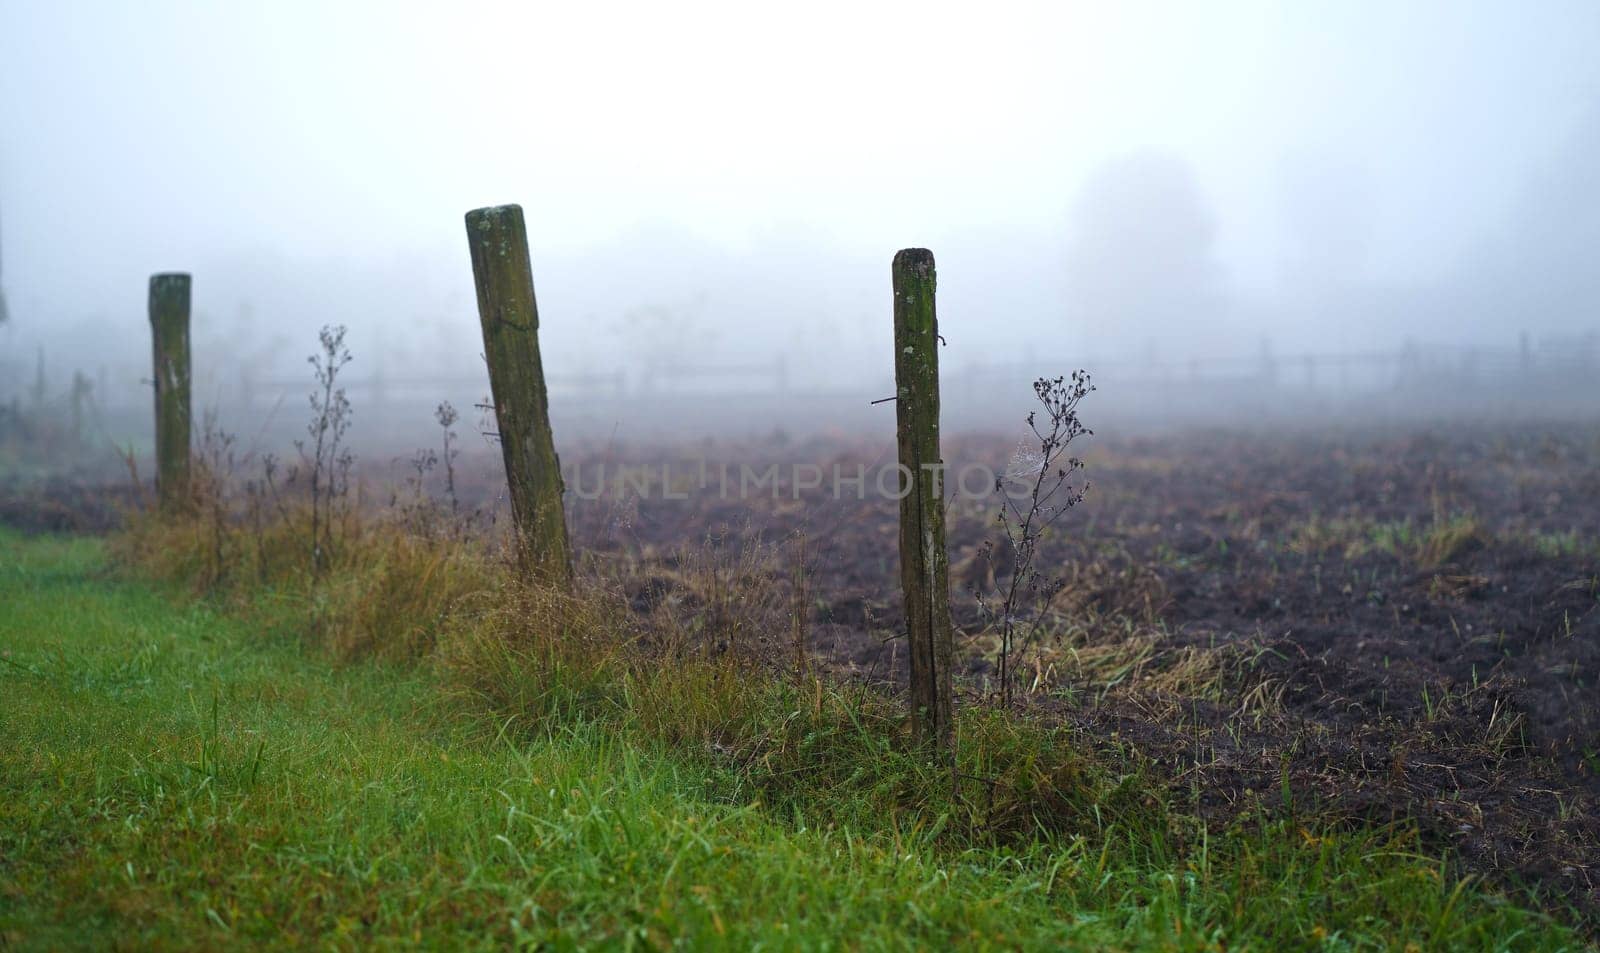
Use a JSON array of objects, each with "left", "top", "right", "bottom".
[{"left": 0, "top": 531, "right": 1584, "bottom": 950}]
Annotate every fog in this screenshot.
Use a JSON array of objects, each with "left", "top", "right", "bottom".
[{"left": 3, "top": 1, "right": 1598, "bottom": 440}]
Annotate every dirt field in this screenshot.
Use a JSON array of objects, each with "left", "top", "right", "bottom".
[{"left": 540, "top": 422, "right": 1600, "bottom": 916}]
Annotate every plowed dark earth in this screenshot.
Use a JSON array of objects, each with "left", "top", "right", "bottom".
[{"left": 560, "top": 423, "right": 1600, "bottom": 920}]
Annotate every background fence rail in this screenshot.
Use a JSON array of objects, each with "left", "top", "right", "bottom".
[{"left": 8, "top": 330, "right": 1599, "bottom": 444}]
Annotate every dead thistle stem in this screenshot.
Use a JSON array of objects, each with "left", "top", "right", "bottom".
[
  {"left": 436, "top": 400, "right": 461, "bottom": 526},
  {"left": 295, "top": 325, "right": 354, "bottom": 581},
  {"left": 977, "top": 371, "right": 1095, "bottom": 707},
  {"left": 400, "top": 444, "right": 438, "bottom": 539},
  {"left": 196, "top": 409, "right": 239, "bottom": 590}
]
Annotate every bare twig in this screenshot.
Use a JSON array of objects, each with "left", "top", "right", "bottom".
[{"left": 974, "top": 371, "right": 1095, "bottom": 706}]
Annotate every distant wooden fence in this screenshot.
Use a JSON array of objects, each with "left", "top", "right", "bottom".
[
  {"left": 959, "top": 333, "right": 1600, "bottom": 397},
  {"left": 216, "top": 332, "right": 1598, "bottom": 410},
  {"left": 9, "top": 330, "right": 1598, "bottom": 423}
]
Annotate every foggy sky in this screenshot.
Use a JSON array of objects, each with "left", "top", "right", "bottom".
[{"left": 3, "top": 0, "right": 1598, "bottom": 400}]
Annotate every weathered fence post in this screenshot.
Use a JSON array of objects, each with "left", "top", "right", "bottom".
[
  {"left": 892, "top": 248, "right": 954, "bottom": 757},
  {"left": 465, "top": 204, "right": 572, "bottom": 583},
  {"left": 149, "top": 273, "right": 192, "bottom": 511}
]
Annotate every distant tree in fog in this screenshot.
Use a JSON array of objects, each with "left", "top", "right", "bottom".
[
  {"left": 1271, "top": 156, "right": 1384, "bottom": 349},
  {"left": 1062, "top": 152, "right": 1229, "bottom": 358},
  {"left": 1277, "top": 156, "right": 1378, "bottom": 288},
  {"left": 612, "top": 293, "right": 718, "bottom": 381},
  {"left": 1456, "top": 100, "right": 1600, "bottom": 338}
]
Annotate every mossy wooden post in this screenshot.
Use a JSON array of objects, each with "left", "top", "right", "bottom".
[
  {"left": 149, "top": 273, "right": 192, "bottom": 511},
  {"left": 892, "top": 248, "right": 954, "bottom": 757},
  {"left": 465, "top": 204, "right": 572, "bottom": 584}
]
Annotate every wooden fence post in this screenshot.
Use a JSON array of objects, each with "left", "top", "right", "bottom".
[
  {"left": 892, "top": 248, "right": 954, "bottom": 757},
  {"left": 465, "top": 204, "right": 572, "bottom": 583},
  {"left": 149, "top": 273, "right": 192, "bottom": 511}
]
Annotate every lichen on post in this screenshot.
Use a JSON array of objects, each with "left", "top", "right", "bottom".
[
  {"left": 464, "top": 204, "right": 572, "bottom": 584},
  {"left": 148, "top": 272, "right": 192, "bottom": 512},
  {"left": 891, "top": 247, "right": 954, "bottom": 757}
]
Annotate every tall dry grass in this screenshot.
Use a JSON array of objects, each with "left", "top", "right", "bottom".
[{"left": 110, "top": 461, "right": 1150, "bottom": 849}]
